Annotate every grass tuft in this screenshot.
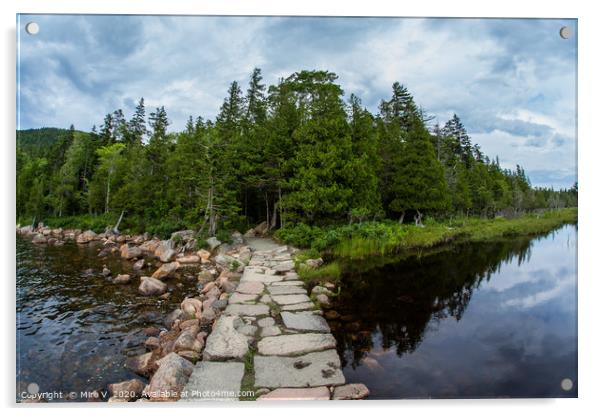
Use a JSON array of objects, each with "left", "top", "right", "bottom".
[{"left": 298, "top": 261, "right": 342, "bottom": 282}]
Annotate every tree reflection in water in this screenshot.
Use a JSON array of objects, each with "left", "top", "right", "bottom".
[{"left": 329, "top": 237, "right": 535, "bottom": 370}]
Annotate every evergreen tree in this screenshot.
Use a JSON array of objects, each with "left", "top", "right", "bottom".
[
  {"left": 280, "top": 71, "right": 357, "bottom": 224},
  {"left": 15, "top": 69, "right": 575, "bottom": 230},
  {"left": 99, "top": 113, "right": 114, "bottom": 146},
  {"left": 128, "top": 98, "right": 147, "bottom": 144},
  {"left": 347, "top": 94, "right": 381, "bottom": 220},
  {"left": 388, "top": 128, "right": 449, "bottom": 224}
]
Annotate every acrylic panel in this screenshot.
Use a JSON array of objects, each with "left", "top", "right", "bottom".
[{"left": 16, "top": 14, "right": 578, "bottom": 402}]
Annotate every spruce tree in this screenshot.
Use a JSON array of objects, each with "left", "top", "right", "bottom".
[
  {"left": 128, "top": 98, "right": 147, "bottom": 144},
  {"left": 388, "top": 128, "right": 450, "bottom": 224}
]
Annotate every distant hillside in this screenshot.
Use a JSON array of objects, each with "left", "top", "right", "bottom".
[{"left": 17, "top": 128, "right": 85, "bottom": 158}]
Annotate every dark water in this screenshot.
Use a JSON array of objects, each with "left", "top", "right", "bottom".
[
  {"left": 16, "top": 237, "right": 200, "bottom": 401},
  {"left": 329, "top": 224, "right": 578, "bottom": 399}
]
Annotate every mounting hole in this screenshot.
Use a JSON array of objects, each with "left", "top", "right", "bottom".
[
  {"left": 25, "top": 22, "right": 39, "bottom": 35},
  {"left": 559, "top": 26, "right": 571, "bottom": 39},
  {"left": 561, "top": 378, "right": 573, "bottom": 391}
]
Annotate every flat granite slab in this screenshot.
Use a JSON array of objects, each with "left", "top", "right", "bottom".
[
  {"left": 254, "top": 349, "right": 345, "bottom": 388},
  {"left": 236, "top": 281, "right": 265, "bottom": 295},
  {"left": 229, "top": 292, "right": 259, "bottom": 304},
  {"left": 203, "top": 316, "right": 249, "bottom": 361},
  {"left": 281, "top": 302, "right": 316, "bottom": 311},
  {"left": 257, "top": 333, "right": 336, "bottom": 356},
  {"left": 270, "top": 281, "right": 304, "bottom": 286},
  {"left": 281, "top": 311, "right": 330, "bottom": 332},
  {"left": 180, "top": 361, "right": 244, "bottom": 401},
  {"left": 225, "top": 303, "right": 270, "bottom": 317},
  {"left": 267, "top": 285, "right": 307, "bottom": 295},
  {"left": 241, "top": 269, "right": 283, "bottom": 283},
  {"left": 271, "top": 294, "right": 311, "bottom": 305}
]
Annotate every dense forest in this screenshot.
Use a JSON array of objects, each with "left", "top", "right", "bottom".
[{"left": 16, "top": 69, "right": 577, "bottom": 238}]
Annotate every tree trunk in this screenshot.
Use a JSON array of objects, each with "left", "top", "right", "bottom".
[
  {"left": 208, "top": 182, "right": 217, "bottom": 237},
  {"left": 398, "top": 211, "right": 405, "bottom": 224},
  {"left": 105, "top": 174, "right": 111, "bottom": 214},
  {"left": 414, "top": 210, "right": 423, "bottom": 226},
  {"left": 113, "top": 210, "right": 125, "bottom": 234},
  {"left": 270, "top": 201, "right": 278, "bottom": 230},
  {"left": 265, "top": 192, "right": 270, "bottom": 230},
  {"left": 278, "top": 186, "right": 284, "bottom": 229}
]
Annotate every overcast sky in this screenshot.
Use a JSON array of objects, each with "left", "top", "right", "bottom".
[{"left": 17, "top": 15, "right": 577, "bottom": 188}]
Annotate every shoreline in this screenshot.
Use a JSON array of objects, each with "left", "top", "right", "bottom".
[
  {"left": 276, "top": 208, "right": 578, "bottom": 281},
  {"left": 16, "top": 224, "right": 362, "bottom": 402}
]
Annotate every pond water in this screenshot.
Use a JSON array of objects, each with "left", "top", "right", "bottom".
[
  {"left": 16, "top": 237, "right": 199, "bottom": 401},
  {"left": 329, "top": 224, "right": 578, "bottom": 399}
]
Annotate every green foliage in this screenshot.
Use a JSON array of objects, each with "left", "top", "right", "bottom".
[
  {"left": 43, "top": 213, "right": 117, "bottom": 233},
  {"left": 276, "top": 208, "right": 576, "bottom": 261},
  {"left": 16, "top": 70, "right": 577, "bottom": 238},
  {"left": 239, "top": 349, "right": 257, "bottom": 401},
  {"left": 298, "top": 261, "right": 342, "bottom": 282}
]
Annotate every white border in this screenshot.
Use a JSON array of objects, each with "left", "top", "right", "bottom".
[{"left": 2, "top": 1, "right": 600, "bottom": 415}]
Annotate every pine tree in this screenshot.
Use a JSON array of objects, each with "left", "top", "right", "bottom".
[
  {"left": 149, "top": 106, "right": 170, "bottom": 141},
  {"left": 128, "top": 98, "right": 147, "bottom": 144},
  {"left": 245, "top": 68, "right": 267, "bottom": 124},
  {"left": 99, "top": 113, "right": 114, "bottom": 146}
]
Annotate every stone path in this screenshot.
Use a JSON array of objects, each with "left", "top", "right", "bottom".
[{"left": 181, "top": 240, "right": 346, "bottom": 401}]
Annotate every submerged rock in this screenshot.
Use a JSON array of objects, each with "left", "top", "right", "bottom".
[
  {"left": 113, "top": 274, "right": 131, "bottom": 284},
  {"left": 120, "top": 244, "right": 142, "bottom": 260},
  {"left": 164, "top": 309, "right": 183, "bottom": 328},
  {"left": 151, "top": 262, "right": 179, "bottom": 280},
  {"left": 32, "top": 234, "right": 47, "bottom": 244},
  {"left": 125, "top": 351, "right": 158, "bottom": 377},
  {"left": 138, "top": 276, "right": 167, "bottom": 296},
  {"left": 76, "top": 230, "right": 97, "bottom": 244},
  {"left": 133, "top": 258, "right": 145, "bottom": 271}
]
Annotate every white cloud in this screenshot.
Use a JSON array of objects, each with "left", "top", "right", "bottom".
[{"left": 17, "top": 16, "right": 577, "bottom": 187}]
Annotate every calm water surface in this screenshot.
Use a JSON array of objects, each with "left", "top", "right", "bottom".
[
  {"left": 16, "top": 238, "right": 199, "bottom": 400},
  {"left": 329, "top": 224, "right": 577, "bottom": 399},
  {"left": 17, "top": 225, "right": 578, "bottom": 400}
]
